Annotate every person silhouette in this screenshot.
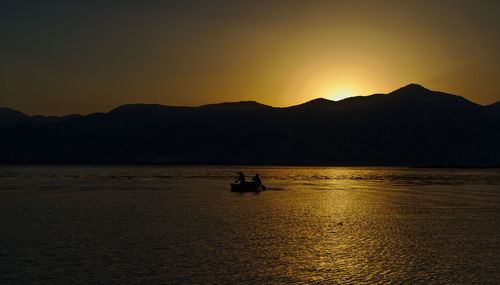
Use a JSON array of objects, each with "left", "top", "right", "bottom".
[
  {"left": 252, "top": 173, "right": 261, "bottom": 187},
  {"left": 235, "top": 172, "right": 245, "bottom": 184}
]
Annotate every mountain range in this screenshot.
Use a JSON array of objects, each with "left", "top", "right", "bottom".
[{"left": 1, "top": 84, "right": 499, "bottom": 165}]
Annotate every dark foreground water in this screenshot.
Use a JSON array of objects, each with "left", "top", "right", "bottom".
[{"left": 0, "top": 166, "right": 499, "bottom": 284}]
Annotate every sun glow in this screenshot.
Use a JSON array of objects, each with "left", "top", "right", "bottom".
[{"left": 327, "top": 89, "right": 356, "bottom": 101}]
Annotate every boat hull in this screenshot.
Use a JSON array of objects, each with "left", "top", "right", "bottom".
[{"left": 230, "top": 182, "right": 260, "bottom": 192}]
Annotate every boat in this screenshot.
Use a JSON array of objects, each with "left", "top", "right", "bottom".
[{"left": 230, "top": 181, "right": 263, "bottom": 192}]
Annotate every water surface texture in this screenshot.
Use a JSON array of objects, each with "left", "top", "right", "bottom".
[{"left": 1, "top": 166, "right": 499, "bottom": 283}]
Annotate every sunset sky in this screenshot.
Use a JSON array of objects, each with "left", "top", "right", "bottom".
[{"left": 1, "top": 0, "right": 499, "bottom": 115}]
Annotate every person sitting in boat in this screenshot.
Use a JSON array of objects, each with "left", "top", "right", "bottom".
[
  {"left": 235, "top": 172, "right": 246, "bottom": 184},
  {"left": 252, "top": 173, "right": 261, "bottom": 187}
]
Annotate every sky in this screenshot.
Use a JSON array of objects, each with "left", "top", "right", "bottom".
[{"left": 1, "top": 0, "right": 499, "bottom": 115}]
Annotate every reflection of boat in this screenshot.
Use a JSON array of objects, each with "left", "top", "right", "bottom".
[{"left": 230, "top": 182, "right": 262, "bottom": 192}]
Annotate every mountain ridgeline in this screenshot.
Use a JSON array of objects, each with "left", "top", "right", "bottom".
[{"left": 1, "top": 84, "right": 499, "bottom": 165}]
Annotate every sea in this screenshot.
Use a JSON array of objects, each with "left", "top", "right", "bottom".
[{"left": 0, "top": 165, "right": 499, "bottom": 284}]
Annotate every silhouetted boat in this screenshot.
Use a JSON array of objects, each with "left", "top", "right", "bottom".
[{"left": 230, "top": 182, "right": 263, "bottom": 192}]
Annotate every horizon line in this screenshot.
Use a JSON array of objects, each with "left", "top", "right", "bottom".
[{"left": 2, "top": 83, "right": 498, "bottom": 117}]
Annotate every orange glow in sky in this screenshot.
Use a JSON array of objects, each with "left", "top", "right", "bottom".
[{"left": 1, "top": 1, "right": 499, "bottom": 115}]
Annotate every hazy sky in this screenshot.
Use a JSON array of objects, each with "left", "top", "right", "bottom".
[{"left": 1, "top": 0, "right": 499, "bottom": 115}]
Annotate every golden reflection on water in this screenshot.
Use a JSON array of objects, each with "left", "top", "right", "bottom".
[
  {"left": 249, "top": 167, "right": 499, "bottom": 283},
  {"left": 0, "top": 166, "right": 499, "bottom": 283}
]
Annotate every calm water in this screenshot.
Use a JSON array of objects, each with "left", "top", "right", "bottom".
[{"left": 0, "top": 166, "right": 499, "bottom": 284}]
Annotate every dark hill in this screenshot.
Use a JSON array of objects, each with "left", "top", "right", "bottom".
[
  {"left": 0, "top": 108, "right": 81, "bottom": 126},
  {"left": 201, "top": 101, "right": 273, "bottom": 110},
  {"left": 485, "top": 101, "right": 500, "bottom": 122},
  {"left": 287, "top": 98, "right": 336, "bottom": 110},
  {"left": 0, "top": 108, "right": 30, "bottom": 126},
  {"left": 31, "top": 114, "right": 81, "bottom": 123},
  {"left": 486, "top": 101, "right": 500, "bottom": 112},
  {"left": 0, "top": 84, "right": 499, "bottom": 165}
]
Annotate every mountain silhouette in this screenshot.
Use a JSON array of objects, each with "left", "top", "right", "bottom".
[
  {"left": 486, "top": 101, "right": 500, "bottom": 116},
  {"left": 1, "top": 84, "right": 499, "bottom": 165},
  {"left": 0, "top": 108, "right": 81, "bottom": 125},
  {"left": 0, "top": 108, "right": 30, "bottom": 126},
  {"left": 201, "top": 101, "right": 273, "bottom": 110}
]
